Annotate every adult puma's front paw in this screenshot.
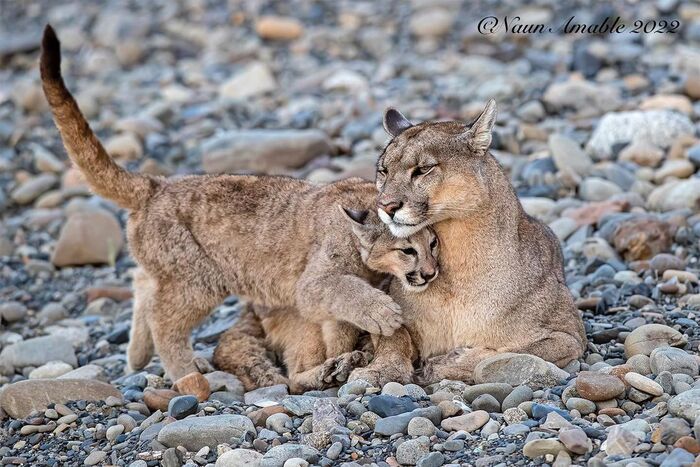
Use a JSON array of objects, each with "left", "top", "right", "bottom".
[{"left": 351, "top": 293, "right": 403, "bottom": 336}]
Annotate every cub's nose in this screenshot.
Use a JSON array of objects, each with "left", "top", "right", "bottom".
[
  {"left": 421, "top": 269, "right": 437, "bottom": 282},
  {"left": 378, "top": 200, "right": 403, "bottom": 218}
]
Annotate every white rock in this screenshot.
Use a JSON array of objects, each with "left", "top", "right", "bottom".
[
  {"left": 219, "top": 62, "right": 277, "bottom": 99},
  {"left": 29, "top": 361, "right": 74, "bottom": 379}
]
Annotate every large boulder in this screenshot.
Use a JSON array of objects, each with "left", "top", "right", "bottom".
[{"left": 0, "top": 379, "right": 122, "bottom": 418}]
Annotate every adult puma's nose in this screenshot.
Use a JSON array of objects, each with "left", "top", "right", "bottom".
[{"left": 378, "top": 200, "right": 403, "bottom": 218}]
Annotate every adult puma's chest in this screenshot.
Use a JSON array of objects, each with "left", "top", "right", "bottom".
[{"left": 394, "top": 271, "right": 501, "bottom": 358}]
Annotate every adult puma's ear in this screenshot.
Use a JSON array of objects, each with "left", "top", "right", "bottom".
[
  {"left": 383, "top": 108, "right": 412, "bottom": 137},
  {"left": 464, "top": 99, "right": 497, "bottom": 154}
]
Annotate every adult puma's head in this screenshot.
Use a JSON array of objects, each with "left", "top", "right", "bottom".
[
  {"left": 375, "top": 100, "right": 498, "bottom": 237},
  {"left": 340, "top": 207, "right": 439, "bottom": 291}
]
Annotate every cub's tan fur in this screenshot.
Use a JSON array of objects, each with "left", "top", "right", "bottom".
[
  {"left": 350, "top": 101, "right": 587, "bottom": 386},
  {"left": 214, "top": 304, "right": 369, "bottom": 393},
  {"left": 215, "top": 222, "right": 436, "bottom": 393},
  {"left": 40, "top": 25, "right": 439, "bottom": 382}
]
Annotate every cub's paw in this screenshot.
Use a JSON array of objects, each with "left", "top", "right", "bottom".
[
  {"left": 322, "top": 351, "right": 369, "bottom": 384},
  {"left": 193, "top": 357, "right": 215, "bottom": 374},
  {"left": 257, "top": 372, "right": 290, "bottom": 389},
  {"left": 353, "top": 293, "right": 403, "bottom": 336},
  {"left": 350, "top": 359, "right": 414, "bottom": 387}
]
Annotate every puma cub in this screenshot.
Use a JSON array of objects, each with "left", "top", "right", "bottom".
[{"left": 40, "top": 25, "right": 439, "bottom": 382}]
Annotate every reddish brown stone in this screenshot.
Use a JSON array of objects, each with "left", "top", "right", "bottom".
[
  {"left": 143, "top": 388, "right": 179, "bottom": 412},
  {"left": 86, "top": 286, "right": 133, "bottom": 303},
  {"left": 562, "top": 200, "right": 629, "bottom": 227},
  {"left": 675, "top": 436, "right": 700, "bottom": 455},
  {"left": 598, "top": 407, "right": 626, "bottom": 417},
  {"left": 172, "top": 372, "right": 210, "bottom": 402},
  {"left": 576, "top": 297, "right": 601, "bottom": 311},
  {"left": 247, "top": 405, "right": 288, "bottom": 427},
  {"left": 575, "top": 371, "right": 626, "bottom": 402},
  {"left": 613, "top": 218, "right": 673, "bottom": 261}
]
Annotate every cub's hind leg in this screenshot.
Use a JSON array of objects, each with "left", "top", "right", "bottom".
[
  {"left": 126, "top": 268, "right": 155, "bottom": 373},
  {"left": 282, "top": 317, "right": 366, "bottom": 392},
  {"left": 213, "top": 305, "right": 289, "bottom": 391},
  {"left": 147, "top": 280, "right": 226, "bottom": 382},
  {"left": 322, "top": 321, "right": 360, "bottom": 357}
]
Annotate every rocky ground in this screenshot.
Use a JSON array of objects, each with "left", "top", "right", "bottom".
[{"left": 3, "top": 0, "right": 700, "bottom": 466}]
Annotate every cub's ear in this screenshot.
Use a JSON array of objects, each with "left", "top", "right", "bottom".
[
  {"left": 340, "top": 206, "right": 369, "bottom": 225},
  {"left": 339, "top": 206, "right": 375, "bottom": 245},
  {"left": 383, "top": 108, "right": 412, "bottom": 137},
  {"left": 464, "top": 99, "right": 497, "bottom": 154}
]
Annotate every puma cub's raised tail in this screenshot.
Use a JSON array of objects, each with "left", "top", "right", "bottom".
[{"left": 40, "top": 25, "right": 439, "bottom": 382}]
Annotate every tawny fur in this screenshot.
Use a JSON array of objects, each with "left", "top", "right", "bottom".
[
  {"left": 214, "top": 304, "right": 371, "bottom": 393},
  {"left": 350, "top": 101, "right": 588, "bottom": 386},
  {"left": 40, "top": 25, "right": 439, "bottom": 382}
]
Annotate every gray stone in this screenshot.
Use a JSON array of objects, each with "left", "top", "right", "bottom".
[
  {"left": 215, "top": 448, "right": 263, "bottom": 466},
  {"left": 374, "top": 407, "right": 442, "bottom": 436},
  {"left": 0, "top": 379, "right": 121, "bottom": 418},
  {"left": 660, "top": 448, "right": 695, "bottom": 467},
  {"left": 202, "top": 130, "right": 332, "bottom": 175},
  {"left": 157, "top": 415, "right": 255, "bottom": 450},
  {"left": 244, "top": 384, "right": 289, "bottom": 406},
  {"left": 84, "top": 450, "right": 107, "bottom": 466},
  {"left": 11, "top": 174, "right": 57, "bottom": 204},
  {"left": 463, "top": 383, "right": 513, "bottom": 404},
  {"left": 502, "top": 385, "right": 533, "bottom": 410},
  {"left": 396, "top": 436, "right": 430, "bottom": 465},
  {"left": 669, "top": 389, "right": 700, "bottom": 423},
  {"left": 0, "top": 302, "right": 27, "bottom": 323},
  {"left": 0, "top": 335, "right": 77, "bottom": 374},
  {"left": 266, "top": 413, "right": 292, "bottom": 434},
  {"left": 472, "top": 394, "right": 501, "bottom": 413},
  {"left": 473, "top": 353, "right": 550, "bottom": 386},
  {"left": 650, "top": 347, "right": 699, "bottom": 376},
  {"left": 416, "top": 452, "right": 445, "bottom": 467},
  {"left": 407, "top": 417, "right": 436, "bottom": 437},
  {"left": 549, "top": 134, "right": 592, "bottom": 176},
  {"left": 282, "top": 396, "right": 318, "bottom": 416},
  {"left": 312, "top": 398, "right": 344, "bottom": 433},
  {"left": 260, "top": 444, "right": 319, "bottom": 467}
]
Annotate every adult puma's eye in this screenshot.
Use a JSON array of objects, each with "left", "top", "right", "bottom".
[
  {"left": 377, "top": 167, "right": 388, "bottom": 177},
  {"left": 412, "top": 165, "right": 435, "bottom": 178},
  {"left": 401, "top": 248, "right": 417, "bottom": 256},
  {"left": 430, "top": 238, "right": 438, "bottom": 249}
]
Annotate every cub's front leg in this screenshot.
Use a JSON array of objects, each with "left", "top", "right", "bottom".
[{"left": 296, "top": 269, "right": 403, "bottom": 336}]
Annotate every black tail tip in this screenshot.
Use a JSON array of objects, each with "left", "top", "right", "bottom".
[{"left": 40, "top": 24, "right": 62, "bottom": 80}]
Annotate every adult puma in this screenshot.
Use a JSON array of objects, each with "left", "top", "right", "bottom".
[{"left": 350, "top": 101, "right": 587, "bottom": 386}]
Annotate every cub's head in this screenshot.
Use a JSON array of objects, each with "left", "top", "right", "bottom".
[
  {"left": 341, "top": 207, "right": 439, "bottom": 292},
  {"left": 375, "top": 100, "right": 498, "bottom": 237}
]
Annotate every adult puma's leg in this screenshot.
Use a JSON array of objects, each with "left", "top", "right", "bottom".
[
  {"left": 515, "top": 331, "right": 586, "bottom": 368},
  {"left": 126, "top": 269, "right": 155, "bottom": 372},
  {"left": 349, "top": 327, "right": 415, "bottom": 387},
  {"left": 213, "top": 308, "right": 289, "bottom": 391},
  {"left": 415, "top": 347, "right": 498, "bottom": 385}
]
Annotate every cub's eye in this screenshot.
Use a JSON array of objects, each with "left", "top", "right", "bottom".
[
  {"left": 401, "top": 248, "right": 417, "bottom": 256},
  {"left": 377, "top": 167, "right": 388, "bottom": 177},
  {"left": 430, "top": 238, "right": 438, "bottom": 249},
  {"left": 411, "top": 165, "right": 435, "bottom": 178}
]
